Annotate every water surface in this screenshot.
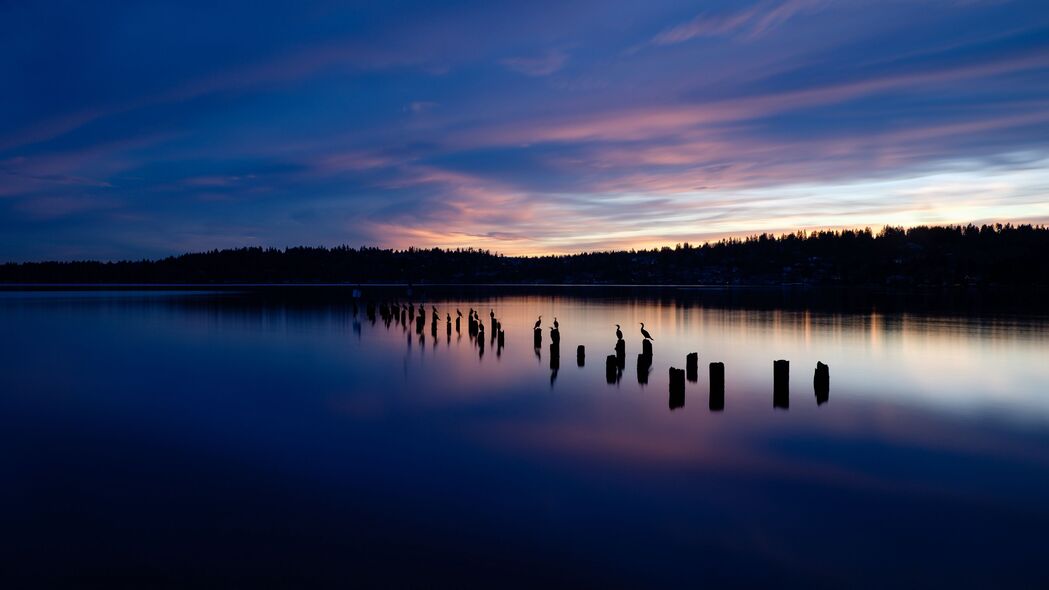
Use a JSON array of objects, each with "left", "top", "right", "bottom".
[{"left": 2, "top": 288, "right": 1048, "bottom": 587}]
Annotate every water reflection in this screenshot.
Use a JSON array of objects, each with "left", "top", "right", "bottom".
[{"left": 2, "top": 289, "right": 1049, "bottom": 586}]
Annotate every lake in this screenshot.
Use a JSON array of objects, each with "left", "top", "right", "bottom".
[{"left": 2, "top": 287, "right": 1048, "bottom": 587}]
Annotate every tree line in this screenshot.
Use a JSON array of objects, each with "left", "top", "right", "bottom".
[{"left": 2, "top": 224, "right": 1047, "bottom": 286}]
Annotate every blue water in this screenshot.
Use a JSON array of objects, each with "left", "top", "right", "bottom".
[{"left": 1, "top": 289, "right": 1047, "bottom": 587}]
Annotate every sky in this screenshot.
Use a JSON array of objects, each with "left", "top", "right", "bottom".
[{"left": 2, "top": 0, "right": 1049, "bottom": 261}]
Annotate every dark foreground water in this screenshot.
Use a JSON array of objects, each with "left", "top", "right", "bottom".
[{"left": 2, "top": 288, "right": 1048, "bottom": 588}]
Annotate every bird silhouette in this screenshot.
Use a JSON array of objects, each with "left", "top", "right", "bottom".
[
  {"left": 615, "top": 324, "right": 623, "bottom": 340},
  {"left": 640, "top": 322, "right": 654, "bottom": 340},
  {"left": 457, "top": 309, "right": 463, "bottom": 318},
  {"left": 553, "top": 317, "right": 559, "bottom": 330},
  {"left": 534, "top": 315, "right": 542, "bottom": 330}
]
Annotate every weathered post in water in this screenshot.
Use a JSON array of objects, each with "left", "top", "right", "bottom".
[
  {"left": 774, "top": 359, "right": 789, "bottom": 409},
  {"left": 814, "top": 361, "right": 829, "bottom": 405},
  {"left": 709, "top": 362, "right": 725, "bottom": 411},
  {"left": 606, "top": 355, "right": 618, "bottom": 384},
  {"left": 686, "top": 352, "right": 698, "bottom": 382},
  {"left": 669, "top": 367, "right": 685, "bottom": 410},
  {"left": 637, "top": 353, "right": 651, "bottom": 385},
  {"left": 577, "top": 345, "right": 585, "bottom": 367},
  {"left": 533, "top": 328, "right": 542, "bottom": 349},
  {"left": 642, "top": 339, "right": 653, "bottom": 357}
]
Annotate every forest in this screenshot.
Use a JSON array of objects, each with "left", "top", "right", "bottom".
[{"left": 2, "top": 224, "right": 1047, "bottom": 287}]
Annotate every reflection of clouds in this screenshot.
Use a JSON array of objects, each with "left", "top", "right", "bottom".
[{"left": 471, "top": 388, "right": 1049, "bottom": 510}]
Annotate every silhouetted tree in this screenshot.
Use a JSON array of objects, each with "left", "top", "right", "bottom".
[{"left": 2, "top": 224, "right": 1047, "bottom": 287}]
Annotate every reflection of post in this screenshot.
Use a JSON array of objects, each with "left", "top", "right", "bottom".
[
  {"left": 577, "top": 345, "right": 585, "bottom": 367},
  {"left": 669, "top": 367, "right": 685, "bottom": 410},
  {"left": 686, "top": 352, "right": 698, "bottom": 382},
  {"left": 605, "top": 355, "right": 618, "bottom": 384},
  {"left": 637, "top": 353, "right": 651, "bottom": 385},
  {"left": 774, "top": 359, "right": 789, "bottom": 409},
  {"left": 709, "top": 362, "right": 725, "bottom": 411},
  {"left": 814, "top": 361, "right": 829, "bottom": 405}
]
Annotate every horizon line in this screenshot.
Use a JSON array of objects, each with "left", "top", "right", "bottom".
[{"left": 4, "top": 221, "right": 1046, "bottom": 265}]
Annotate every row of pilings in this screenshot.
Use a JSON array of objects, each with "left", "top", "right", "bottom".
[
  {"left": 369, "top": 299, "right": 506, "bottom": 357},
  {"left": 666, "top": 358, "right": 830, "bottom": 411},
  {"left": 365, "top": 298, "right": 831, "bottom": 409}
]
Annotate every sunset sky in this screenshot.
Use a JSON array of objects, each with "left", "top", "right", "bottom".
[{"left": 3, "top": 0, "right": 1049, "bottom": 260}]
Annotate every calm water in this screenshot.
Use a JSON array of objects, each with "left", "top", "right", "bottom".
[{"left": 2, "top": 288, "right": 1048, "bottom": 587}]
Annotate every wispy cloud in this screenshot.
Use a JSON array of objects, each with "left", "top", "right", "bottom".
[
  {"left": 500, "top": 49, "right": 568, "bottom": 76},
  {"left": 406, "top": 101, "right": 438, "bottom": 114},
  {"left": 2, "top": 0, "right": 1047, "bottom": 260},
  {"left": 653, "top": 0, "right": 825, "bottom": 45}
]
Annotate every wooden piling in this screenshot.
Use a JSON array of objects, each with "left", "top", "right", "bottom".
[
  {"left": 709, "top": 362, "right": 725, "bottom": 411},
  {"left": 774, "top": 359, "right": 789, "bottom": 409},
  {"left": 686, "top": 352, "right": 698, "bottom": 382},
  {"left": 814, "top": 361, "right": 829, "bottom": 405},
  {"left": 669, "top": 367, "right": 685, "bottom": 410},
  {"left": 637, "top": 353, "right": 651, "bottom": 384}
]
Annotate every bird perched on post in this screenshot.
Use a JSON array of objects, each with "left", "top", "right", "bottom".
[
  {"left": 553, "top": 317, "right": 559, "bottom": 330},
  {"left": 640, "top": 323, "right": 654, "bottom": 340},
  {"left": 534, "top": 315, "right": 542, "bottom": 330},
  {"left": 615, "top": 324, "right": 623, "bottom": 341}
]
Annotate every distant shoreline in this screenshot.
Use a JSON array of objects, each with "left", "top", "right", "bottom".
[{"left": 3, "top": 225, "right": 1046, "bottom": 288}]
